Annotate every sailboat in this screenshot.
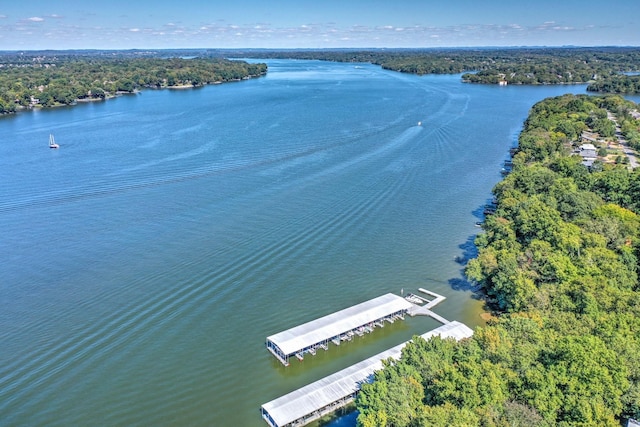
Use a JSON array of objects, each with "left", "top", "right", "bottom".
[{"left": 49, "top": 134, "right": 59, "bottom": 149}]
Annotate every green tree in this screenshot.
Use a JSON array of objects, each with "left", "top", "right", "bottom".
[{"left": 357, "top": 359, "right": 424, "bottom": 427}]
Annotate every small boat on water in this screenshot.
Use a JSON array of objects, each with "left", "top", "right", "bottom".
[{"left": 49, "top": 134, "right": 59, "bottom": 149}]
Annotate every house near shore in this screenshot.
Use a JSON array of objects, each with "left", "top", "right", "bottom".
[{"left": 578, "top": 143, "right": 597, "bottom": 167}]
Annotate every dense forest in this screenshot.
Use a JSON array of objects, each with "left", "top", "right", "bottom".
[
  {"left": 355, "top": 94, "right": 640, "bottom": 427},
  {"left": 228, "top": 47, "right": 640, "bottom": 91},
  {"left": 0, "top": 52, "right": 266, "bottom": 114}
]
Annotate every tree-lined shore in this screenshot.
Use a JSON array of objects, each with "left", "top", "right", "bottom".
[
  {"left": 2, "top": 47, "right": 640, "bottom": 115},
  {"left": 356, "top": 94, "right": 640, "bottom": 426},
  {"left": 227, "top": 47, "right": 640, "bottom": 92},
  {"left": 0, "top": 53, "right": 266, "bottom": 114}
]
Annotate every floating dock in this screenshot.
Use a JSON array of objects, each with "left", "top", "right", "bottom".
[
  {"left": 266, "top": 293, "right": 413, "bottom": 366},
  {"left": 418, "top": 288, "right": 447, "bottom": 308},
  {"left": 260, "top": 321, "right": 474, "bottom": 427}
]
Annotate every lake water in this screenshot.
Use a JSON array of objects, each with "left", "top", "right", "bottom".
[{"left": 0, "top": 59, "right": 588, "bottom": 426}]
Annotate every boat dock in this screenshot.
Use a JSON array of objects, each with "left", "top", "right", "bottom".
[
  {"left": 266, "top": 293, "right": 414, "bottom": 366},
  {"left": 405, "top": 288, "right": 450, "bottom": 324},
  {"left": 260, "top": 321, "right": 474, "bottom": 427},
  {"left": 418, "top": 288, "right": 446, "bottom": 308}
]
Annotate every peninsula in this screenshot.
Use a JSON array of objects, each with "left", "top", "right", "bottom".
[{"left": 0, "top": 52, "right": 266, "bottom": 114}]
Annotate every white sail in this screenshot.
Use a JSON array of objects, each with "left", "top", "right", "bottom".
[{"left": 49, "top": 134, "right": 59, "bottom": 149}]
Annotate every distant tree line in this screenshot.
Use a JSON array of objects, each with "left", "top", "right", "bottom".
[
  {"left": 587, "top": 74, "right": 640, "bottom": 94},
  {"left": 228, "top": 47, "right": 640, "bottom": 92},
  {"left": 0, "top": 53, "right": 266, "bottom": 114},
  {"left": 356, "top": 94, "right": 640, "bottom": 426},
  {"left": 3, "top": 47, "right": 639, "bottom": 114}
]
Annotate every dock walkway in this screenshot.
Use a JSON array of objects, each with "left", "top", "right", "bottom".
[
  {"left": 260, "top": 321, "right": 474, "bottom": 427},
  {"left": 407, "top": 305, "right": 450, "bottom": 324},
  {"left": 406, "top": 288, "right": 449, "bottom": 324}
]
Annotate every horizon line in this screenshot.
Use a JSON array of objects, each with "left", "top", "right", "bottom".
[{"left": 2, "top": 44, "right": 640, "bottom": 53}]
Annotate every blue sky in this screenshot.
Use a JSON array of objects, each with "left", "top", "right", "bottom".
[{"left": 1, "top": 0, "right": 638, "bottom": 50}]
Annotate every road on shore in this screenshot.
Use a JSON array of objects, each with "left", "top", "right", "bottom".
[{"left": 607, "top": 111, "right": 638, "bottom": 169}]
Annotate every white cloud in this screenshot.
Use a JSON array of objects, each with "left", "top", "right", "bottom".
[{"left": 0, "top": 14, "right": 628, "bottom": 50}]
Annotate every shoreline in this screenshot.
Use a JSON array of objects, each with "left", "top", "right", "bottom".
[
  {"left": 166, "top": 84, "right": 195, "bottom": 89},
  {"left": 2, "top": 74, "right": 264, "bottom": 116}
]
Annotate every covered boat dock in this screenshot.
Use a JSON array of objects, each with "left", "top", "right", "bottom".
[
  {"left": 266, "top": 293, "right": 413, "bottom": 366},
  {"left": 260, "top": 321, "right": 474, "bottom": 427}
]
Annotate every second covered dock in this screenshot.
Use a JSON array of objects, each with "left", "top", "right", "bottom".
[{"left": 261, "top": 321, "right": 474, "bottom": 427}]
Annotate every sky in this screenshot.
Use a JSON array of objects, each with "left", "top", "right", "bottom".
[{"left": 1, "top": 0, "right": 639, "bottom": 50}]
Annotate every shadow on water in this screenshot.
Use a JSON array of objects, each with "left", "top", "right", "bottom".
[
  {"left": 421, "top": 234, "right": 481, "bottom": 295},
  {"left": 472, "top": 205, "right": 486, "bottom": 221},
  {"left": 450, "top": 233, "right": 483, "bottom": 299},
  {"left": 454, "top": 235, "right": 478, "bottom": 266},
  {"left": 315, "top": 406, "right": 358, "bottom": 427},
  {"left": 474, "top": 196, "right": 498, "bottom": 220},
  {"left": 449, "top": 275, "right": 483, "bottom": 302}
]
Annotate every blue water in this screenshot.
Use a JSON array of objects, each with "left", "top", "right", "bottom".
[{"left": 0, "top": 59, "right": 588, "bottom": 426}]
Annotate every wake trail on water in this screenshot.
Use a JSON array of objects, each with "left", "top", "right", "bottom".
[
  {"left": 0, "top": 175, "right": 399, "bottom": 420},
  {"left": 1, "top": 93, "right": 435, "bottom": 403},
  {"left": 0, "top": 67, "right": 473, "bottom": 422},
  {"left": 0, "top": 114, "right": 407, "bottom": 215},
  {"left": 0, "top": 123, "right": 423, "bottom": 419}
]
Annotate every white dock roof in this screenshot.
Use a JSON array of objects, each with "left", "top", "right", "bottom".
[
  {"left": 261, "top": 321, "right": 474, "bottom": 427},
  {"left": 266, "top": 293, "right": 413, "bottom": 356}
]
